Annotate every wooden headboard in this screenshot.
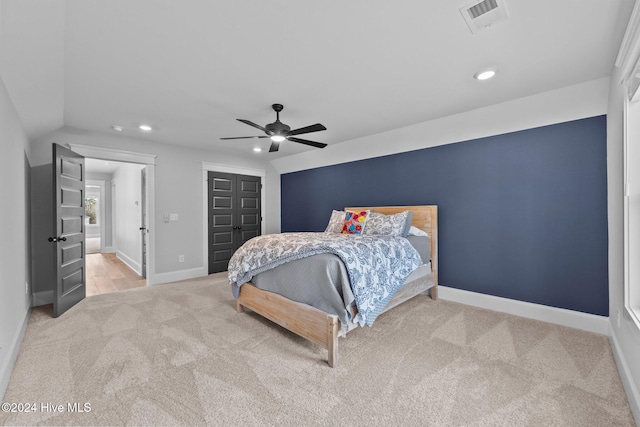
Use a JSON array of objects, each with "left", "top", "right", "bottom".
[{"left": 345, "top": 205, "right": 438, "bottom": 278}]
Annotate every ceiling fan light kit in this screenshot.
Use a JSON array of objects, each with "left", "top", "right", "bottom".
[{"left": 221, "top": 104, "right": 327, "bottom": 152}]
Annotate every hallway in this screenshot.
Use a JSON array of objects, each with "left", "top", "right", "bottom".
[{"left": 86, "top": 253, "right": 145, "bottom": 296}]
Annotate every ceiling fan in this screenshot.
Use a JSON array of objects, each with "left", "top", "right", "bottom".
[{"left": 221, "top": 104, "right": 327, "bottom": 152}]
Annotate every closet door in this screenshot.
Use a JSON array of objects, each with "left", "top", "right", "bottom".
[
  {"left": 208, "top": 171, "right": 261, "bottom": 274},
  {"left": 235, "top": 174, "right": 261, "bottom": 250}
]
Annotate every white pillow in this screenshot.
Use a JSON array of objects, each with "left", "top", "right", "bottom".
[
  {"left": 324, "top": 210, "right": 345, "bottom": 233},
  {"left": 408, "top": 225, "right": 428, "bottom": 237},
  {"left": 363, "top": 211, "right": 409, "bottom": 237}
]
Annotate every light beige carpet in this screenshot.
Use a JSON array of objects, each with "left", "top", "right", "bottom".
[{"left": 1, "top": 273, "right": 635, "bottom": 426}]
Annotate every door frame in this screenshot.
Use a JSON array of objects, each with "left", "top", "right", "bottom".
[
  {"left": 201, "top": 162, "right": 266, "bottom": 274},
  {"left": 69, "top": 143, "right": 157, "bottom": 284}
]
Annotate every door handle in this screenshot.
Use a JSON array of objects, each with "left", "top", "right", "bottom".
[
  {"left": 48, "top": 236, "right": 67, "bottom": 242},
  {"left": 232, "top": 226, "right": 242, "bottom": 230}
]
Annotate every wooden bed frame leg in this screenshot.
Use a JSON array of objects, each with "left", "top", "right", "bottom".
[
  {"left": 327, "top": 317, "right": 339, "bottom": 368},
  {"left": 236, "top": 300, "right": 244, "bottom": 313},
  {"left": 430, "top": 285, "right": 438, "bottom": 300}
]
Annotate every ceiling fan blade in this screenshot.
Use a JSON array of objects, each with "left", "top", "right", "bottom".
[
  {"left": 237, "top": 119, "right": 268, "bottom": 133},
  {"left": 288, "top": 123, "right": 327, "bottom": 136},
  {"left": 269, "top": 141, "right": 280, "bottom": 152},
  {"left": 288, "top": 136, "right": 327, "bottom": 149},
  {"left": 220, "top": 136, "right": 269, "bottom": 140}
]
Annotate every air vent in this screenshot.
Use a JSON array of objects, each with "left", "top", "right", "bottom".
[
  {"left": 467, "top": 0, "right": 498, "bottom": 19},
  {"left": 460, "top": 0, "right": 509, "bottom": 34}
]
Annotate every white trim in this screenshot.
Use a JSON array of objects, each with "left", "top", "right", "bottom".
[
  {"left": 201, "top": 162, "right": 267, "bottom": 275},
  {"left": 438, "top": 285, "right": 609, "bottom": 335},
  {"left": 148, "top": 266, "right": 207, "bottom": 285},
  {"left": 202, "top": 162, "right": 266, "bottom": 179},
  {"left": 68, "top": 143, "right": 157, "bottom": 165},
  {"left": 623, "top": 86, "right": 640, "bottom": 332},
  {"left": 610, "top": 325, "right": 640, "bottom": 423},
  {"left": 0, "top": 308, "right": 30, "bottom": 401},
  {"left": 116, "top": 250, "right": 142, "bottom": 276}
]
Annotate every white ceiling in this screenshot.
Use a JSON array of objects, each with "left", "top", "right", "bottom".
[
  {"left": 0, "top": 0, "right": 635, "bottom": 159},
  {"left": 85, "top": 158, "right": 125, "bottom": 175}
]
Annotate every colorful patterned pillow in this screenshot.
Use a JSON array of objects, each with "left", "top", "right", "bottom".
[
  {"left": 324, "top": 210, "right": 346, "bottom": 233},
  {"left": 363, "top": 210, "right": 409, "bottom": 237},
  {"left": 341, "top": 210, "right": 370, "bottom": 234}
]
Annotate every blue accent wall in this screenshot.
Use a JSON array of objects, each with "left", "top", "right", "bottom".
[{"left": 281, "top": 116, "right": 609, "bottom": 316}]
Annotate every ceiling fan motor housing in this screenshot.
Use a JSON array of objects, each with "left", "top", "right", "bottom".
[
  {"left": 265, "top": 121, "right": 290, "bottom": 136},
  {"left": 266, "top": 104, "right": 289, "bottom": 136}
]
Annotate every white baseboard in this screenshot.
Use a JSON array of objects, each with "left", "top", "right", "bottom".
[
  {"left": 116, "top": 250, "right": 142, "bottom": 276},
  {"left": 609, "top": 325, "right": 640, "bottom": 424},
  {"left": 437, "top": 285, "right": 609, "bottom": 335},
  {"left": 32, "top": 290, "right": 53, "bottom": 306},
  {"left": 148, "top": 266, "right": 207, "bottom": 286},
  {"left": 0, "top": 307, "right": 30, "bottom": 400}
]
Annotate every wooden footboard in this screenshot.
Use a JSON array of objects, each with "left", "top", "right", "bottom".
[{"left": 236, "top": 282, "right": 340, "bottom": 367}]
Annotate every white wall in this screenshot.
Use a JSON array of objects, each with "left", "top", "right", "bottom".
[
  {"left": 30, "top": 127, "right": 280, "bottom": 284},
  {"left": 0, "top": 0, "right": 64, "bottom": 141},
  {"left": 0, "top": 74, "right": 31, "bottom": 399},
  {"left": 608, "top": 64, "right": 640, "bottom": 421},
  {"left": 112, "top": 163, "right": 144, "bottom": 273}
]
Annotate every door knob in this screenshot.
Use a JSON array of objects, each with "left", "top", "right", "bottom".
[{"left": 48, "top": 236, "right": 67, "bottom": 242}]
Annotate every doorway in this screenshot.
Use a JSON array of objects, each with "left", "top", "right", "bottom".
[
  {"left": 84, "top": 158, "right": 147, "bottom": 296},
  {"left": 69, "top": 143, "right": 157, "bottom": 290},
  {"left": 84, "top": 179, "right": 104, "bottom": 255}
]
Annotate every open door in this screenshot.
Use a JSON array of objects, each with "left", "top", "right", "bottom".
[{"left": 50, "top": 144, "right": 86, "bottom": 317}]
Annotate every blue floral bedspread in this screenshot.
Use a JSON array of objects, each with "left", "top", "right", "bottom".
[{"left": 228, "top": 232, "right": 422, "bottom": 326}]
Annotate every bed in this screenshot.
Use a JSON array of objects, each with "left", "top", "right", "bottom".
[{"left": 230, "top": 205, "right": 438, "bottom": 367}]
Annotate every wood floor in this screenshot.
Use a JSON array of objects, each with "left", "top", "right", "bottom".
[{"left": 86, "top": 253, "right": 146, "bottom": 296}]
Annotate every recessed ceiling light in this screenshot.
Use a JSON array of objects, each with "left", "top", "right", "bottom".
[
  {"left": 111, "top": 125, "right": 123, "bottom": 132},
  {"left": 474, "top": 68, "right": 497, "bottom": 80},
  {"left": 253, "top": 147, "right": 262, "bottom": 152},
  {"left": 139, "top": 124, "right": 153, "bottom": 132}
]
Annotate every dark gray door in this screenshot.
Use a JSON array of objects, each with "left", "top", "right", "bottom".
[
  {"left": 51, "top": 144, "right": 86, "bottom": 317},
  {"left": 208, "top": 171, "right": 261, "bottom": 274}
]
